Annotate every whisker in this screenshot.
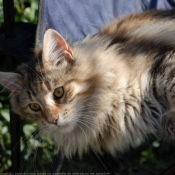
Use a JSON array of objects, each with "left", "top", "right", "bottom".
[
  {"left": 76, "top": 123, "right": 88, "bottom": 142},
  {"left": 20, "top": 128, "right": 40, "bottom": 172},
  {"left": 0, "top": 77, "right": 22, "bottom": 88},
  {"left": 36, "top": 57, "right": 46, "bottom": 83},
  {"left": 33, "top": 142, "right": 39, "bottom": 173},
  {"left": 69, "top": 113, "right": 131, "bottom": 145},
  {"left": 76, "top": 120, "right": 96, "bottom": 136},
  {"left": 12, "top": 128, "right": 39, "bottom": 153},
  {"left": 20, "top": 141, "right": 28, "bottom": 173},
  {"left": 0, "top": 86, "right": 8, "bottom": 93},
  {"left": 39, "top": 136, "right": 55, "bottom": 171}
]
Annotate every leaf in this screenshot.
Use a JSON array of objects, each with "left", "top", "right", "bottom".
[
  {"left": 23, "top": 7, "right": 31, "bottom": 21},
  {"left": 23, "top": 124, "right": 36, "bottom": 136},
  {"left": 1, "top": 126, "right": 8, "bottom": 134},
  {"left": 0, "top": 109, "right": 10, "bottom": 122},
  {"left": 152, "top": 141, "right": 160, "bottom": 148},
  {"left": 0, "top": 102, "right": 3, "bottom": 108},
  {"left": 29, "top": 138, "right": 41, "bottom": 148}
]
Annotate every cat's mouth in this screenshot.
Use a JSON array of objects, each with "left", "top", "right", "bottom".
[
  {"left": 56, "top": 122, "right": 74, "bottom": 133},
  {"left": 58, "top": 123, "right": 70, "bottom": 129}
]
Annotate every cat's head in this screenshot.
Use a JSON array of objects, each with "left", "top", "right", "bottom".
[{"left": 0, "top": 29, "right": 112, "bottom": 156}]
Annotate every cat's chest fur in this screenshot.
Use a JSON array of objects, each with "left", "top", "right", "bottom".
[{"left": 49, "top": 34, "right": 166, "bottom": 155}]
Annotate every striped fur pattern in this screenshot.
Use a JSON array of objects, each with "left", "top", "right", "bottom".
[{"left": 0, "top": 9, "right": 175, "bottom": 157}]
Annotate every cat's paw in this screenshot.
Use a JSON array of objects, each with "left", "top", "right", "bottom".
[{"left": 161, "top": 111, "right": 175, "bottom": 140}]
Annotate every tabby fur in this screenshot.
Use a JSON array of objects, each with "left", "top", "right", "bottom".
[{"left": 0, "top": 9, "right": 175, "bottom": 157}]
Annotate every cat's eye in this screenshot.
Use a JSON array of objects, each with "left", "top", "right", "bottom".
[
  {"left": 54, "top": 87, "right": 64, "bottom": 99},
  {"left": 29, "top": 103, "right": 41, "bottom": 111}
]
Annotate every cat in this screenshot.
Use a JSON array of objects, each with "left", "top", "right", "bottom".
[{"left": 0, "top": 9, "right": 175, "bottom": 157}]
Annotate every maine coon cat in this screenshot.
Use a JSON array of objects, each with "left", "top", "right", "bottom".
[{"left": 0, "top": 9, "right": 175, "bottom": 157}]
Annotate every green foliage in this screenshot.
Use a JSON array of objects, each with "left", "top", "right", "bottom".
[
  {"left": 0, "top": 106, "right": 11, "bottom": 172},
  {"left": 14, "top": 0, "right": 38, "bottom": 24},
  {"left": 0, "top": 0, "right": 38, "bottom": 26}
]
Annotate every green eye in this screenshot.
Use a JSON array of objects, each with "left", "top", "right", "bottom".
[
  {"left": 29, "top": 103, "right": 41, "bottom": 111},
  {"left": 54, "top": 87, "right": 64, "bottom": 99}
]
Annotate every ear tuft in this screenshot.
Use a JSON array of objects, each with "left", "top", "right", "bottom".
[{"left": 43, "top": 29, "right": 73, "bottom": 67}]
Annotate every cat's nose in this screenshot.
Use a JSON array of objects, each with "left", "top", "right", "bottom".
[
  {"left": 52, "top": 118, "right": 58, "bottom": 124},
  {"left": 48, "top": 116, "right": 58, "bottom": 124}
]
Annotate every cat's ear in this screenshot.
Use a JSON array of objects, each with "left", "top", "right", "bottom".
[
  {"left": 43, "top": 29, "right": 73, "bottom": 67},
  {"left": 0, "top": 72, "right": 22, "bottom": 92}
]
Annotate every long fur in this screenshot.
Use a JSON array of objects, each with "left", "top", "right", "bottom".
[{"left": 1, "top": 9, "right": 175, "bottom": 157}]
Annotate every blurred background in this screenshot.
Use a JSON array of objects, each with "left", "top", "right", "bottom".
[{"left": 0, "top": 0, "right": 175, "bottom": 174}]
